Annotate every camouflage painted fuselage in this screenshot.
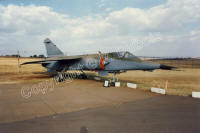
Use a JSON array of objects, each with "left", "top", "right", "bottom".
[{"left": 21, "top": 39, "right": 174, "bottom": 76}]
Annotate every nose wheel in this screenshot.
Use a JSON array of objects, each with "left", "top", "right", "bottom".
[
  {"left": 112, "top": 72, "right": 117, "bottom": 82},
  {"left": 104, "top": 72, "right": 118, "bottom": 87}
]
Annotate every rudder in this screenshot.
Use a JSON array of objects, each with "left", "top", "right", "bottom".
[{"left": 44, "top": 38, "right": 64, "bottom": 57}]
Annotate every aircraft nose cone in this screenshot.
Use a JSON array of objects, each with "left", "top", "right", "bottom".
[{"left": 160, "top": 64, "right": 176, "bottom": 70}]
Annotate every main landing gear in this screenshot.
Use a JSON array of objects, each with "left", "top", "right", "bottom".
[{"left": 55, "top": 70, "right": 88, "bottom": 82}]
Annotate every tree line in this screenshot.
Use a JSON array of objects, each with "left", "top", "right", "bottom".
[{"left": 2, "top": 54, "right": 45, "bottom": 58}]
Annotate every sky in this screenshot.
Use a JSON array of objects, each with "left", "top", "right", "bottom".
[{"left": 0, "top": 0, "right": 199, "bottom": 57}]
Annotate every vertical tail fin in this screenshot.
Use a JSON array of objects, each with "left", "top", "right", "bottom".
[{"left": 44, "top": 38, "right": 64, "bottom": 57}]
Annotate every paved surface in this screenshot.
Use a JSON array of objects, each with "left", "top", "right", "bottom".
[
  {"left": 0, "top": 80, "right": 155, "bottom": 123},
  {"left": 0, "top": 80, "right": 200, "bottom": 133},
  {"left": 0, "top": 95, "right": 200, "bottom": 133}
]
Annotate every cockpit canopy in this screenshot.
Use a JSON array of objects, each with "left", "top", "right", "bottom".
[{"left": 107, "top": 51, "right": 141, "bottom": 62}]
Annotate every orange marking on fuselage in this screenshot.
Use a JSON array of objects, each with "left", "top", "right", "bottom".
[{"left": 100, "top": 57, "right": 105, "bottom": 69}]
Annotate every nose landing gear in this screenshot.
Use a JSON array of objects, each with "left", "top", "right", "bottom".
[{"left": 112, "top": 72, "right": 117, "bottom": 82}]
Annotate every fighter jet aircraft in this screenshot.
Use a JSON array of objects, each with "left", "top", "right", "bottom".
[{"left": 21, "top": 38, "right": 175, "bottom": 81}]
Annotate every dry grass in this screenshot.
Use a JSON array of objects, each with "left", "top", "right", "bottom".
[
  {"left": 116, "top": 69, "right": 200, "bottom": 96},
  {"left": 0, "top": 57, "right": 49, "bottom": 84},
  {"left": 0, "top": 57, "right": 200, "bottom": 96}
]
